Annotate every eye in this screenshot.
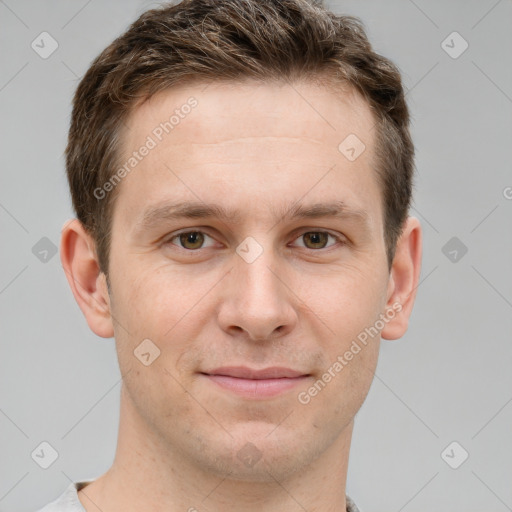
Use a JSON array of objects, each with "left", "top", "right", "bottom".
[
  {"left": 165, "top": 229, "right": 344, "bottom": 252},
  {"left": 292, "top": 231, "right": 342, "bottom": 250},
  {"left": 167, "top": 231, "right": 216, "bottom": 250}
]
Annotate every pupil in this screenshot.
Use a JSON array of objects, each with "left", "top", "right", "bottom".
[
  {"left": 180, "top": 232, "right": 203, "bottom": 249},
  {"left": 306, "top": 232, "right": 327, "bottom": 248}
]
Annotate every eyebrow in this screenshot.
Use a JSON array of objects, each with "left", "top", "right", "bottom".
[{"left": 135, "top": 199, "right": 371, "bottom": 233}]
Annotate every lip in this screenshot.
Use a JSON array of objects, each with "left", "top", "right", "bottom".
[
  {"left": 200, "top": 366, "right": 310, "bottom": 399},
  {"left": 205, "top": 366, "right": 308, "bottom": 379}
]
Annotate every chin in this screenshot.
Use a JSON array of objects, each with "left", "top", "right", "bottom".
[{"left": 196, "top": 424, "right": 319, "bottom": 482}]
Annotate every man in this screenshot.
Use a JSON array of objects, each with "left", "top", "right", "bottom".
[{"left": 38, "top": 0, "right": 422, "bottom": 510}]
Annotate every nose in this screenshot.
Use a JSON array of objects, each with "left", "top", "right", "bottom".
[{"left": 217, "top": 245, "right": 298, "bottom": 342}]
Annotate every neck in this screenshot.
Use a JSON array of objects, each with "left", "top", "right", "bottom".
[{"left": 78, "top": 384, "right": 353, "bottom": 512}]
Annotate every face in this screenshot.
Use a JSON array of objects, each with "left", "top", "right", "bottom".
[{"left": 106, "top": 79, "right": 393, "bottom": 481}]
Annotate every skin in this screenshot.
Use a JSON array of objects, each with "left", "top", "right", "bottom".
[{"left": 61, "top": 79, "right": 422, "bottom": 512}]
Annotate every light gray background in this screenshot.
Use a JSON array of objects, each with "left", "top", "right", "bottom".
[{"left": 1, "top": 1, "right": 511, "bottom": 511}]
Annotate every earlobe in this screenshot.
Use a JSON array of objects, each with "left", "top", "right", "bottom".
[
  {"left": 60, "top": 219, "right": 114, "bottom": 338},
  {"left": 381, "top": 216, "right": 422, "bottom": 341}
]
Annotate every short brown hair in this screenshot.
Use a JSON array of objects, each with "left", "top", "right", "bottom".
[{"left": 65, "top": 0, "right": 414, "bottom": 276}]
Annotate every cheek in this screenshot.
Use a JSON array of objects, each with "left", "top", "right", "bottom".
[
  {"left": 121, "top": 360, "right": 201, "bottom": 443},
  {"left": 109, "top": 260, "right": 186, "bottom": 332},
  {"left": 308, "top": 334, "right": 380, "bottom": 429},
  {"left": 299, "top": 267, "right": 387, "bottom": 342},
  {"left": 299, "top": 268, "right": 385, "bottom": 409},
  {"left": 109, "top": 263, "right": 217, "bottom": 375}
]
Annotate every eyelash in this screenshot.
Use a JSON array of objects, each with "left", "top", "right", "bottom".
[{"left": 165, "top": 229, "right": 346, "bottom": 252}]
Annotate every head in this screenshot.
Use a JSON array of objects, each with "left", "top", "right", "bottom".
[
  {"left": 61, "top": 0, "right": 421, "bottom": 484},
  {"left": 66, "top": 0, "right": 415, "bottom": 279}
]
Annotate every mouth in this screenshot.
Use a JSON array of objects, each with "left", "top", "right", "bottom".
[{"left": 199, "top": 366, "right": 311, "bottom": 399}]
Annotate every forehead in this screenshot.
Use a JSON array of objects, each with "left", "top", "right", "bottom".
[
  {"left": 125, "top": 79, "right": 374, "bottom": 149},
  {"left": 114, "top": 79, "right": 381, "bottom": 230}
]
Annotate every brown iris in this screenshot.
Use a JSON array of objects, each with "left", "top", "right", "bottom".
[
  {"left": 179, "top": 231, "right": 205, "bottom": 249},
  {"left": 302, "top": 232, "right": 329, "bottom": 249}
]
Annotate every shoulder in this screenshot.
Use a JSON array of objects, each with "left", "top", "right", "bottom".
[
  {"left": 34, "top": 481, "right": 93, "bottom": 512},
  {"left": 346, "top": 494, "right": 361, "bottom": 512}
]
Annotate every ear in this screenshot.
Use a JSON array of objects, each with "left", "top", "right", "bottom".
[
  {"left": 381, "top": 216, "right": 422, "bottom": 341},
  {"left": 60, "top": 219, "right": 114, "bottom": 338}
]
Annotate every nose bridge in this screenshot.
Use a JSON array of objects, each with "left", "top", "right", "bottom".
[
  {"left": 219, "top": 236, "right": 296, "bottom": 340},
  {"left": 237, "top": 243, "right": 281, "bottom": 303},
  {"left": 234, "top": 238, "right": 284, "bottom": 311}
]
